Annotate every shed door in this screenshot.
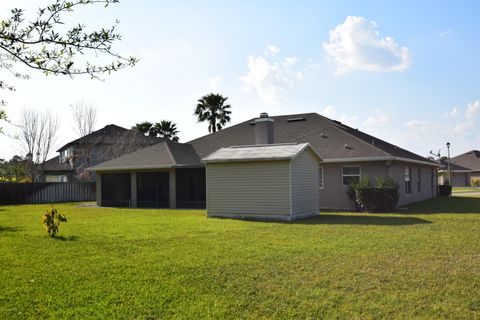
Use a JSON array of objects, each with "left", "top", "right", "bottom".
[
  {"left": 101, "top": 173, "right": 131, "bottom": 207},
  {"left": 137, "top": 172, "right": 170, "bottom": 208}
]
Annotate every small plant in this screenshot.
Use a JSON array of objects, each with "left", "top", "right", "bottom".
[
  {"left": 471, "top": 178, "right": 480, "bottom": 187},
  {"left": 41, "top": 207, "right": 67, "bottom": 237}
]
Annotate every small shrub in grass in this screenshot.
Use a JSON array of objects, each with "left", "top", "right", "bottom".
[
  {"left": 472, "top": 178, "right": 480, "bottom": 187},
  {"left": 438, "top": 185, "right": 452, "bottom": 196},
  {"left": 42, "top": 207, "right": 67, "bottom": 237}
]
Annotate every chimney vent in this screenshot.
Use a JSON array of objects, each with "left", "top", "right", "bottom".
[{"left": 255, "top": 112, "right": 274, "bottom": 144}]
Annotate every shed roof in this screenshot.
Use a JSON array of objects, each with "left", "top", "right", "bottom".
[{"left": 202, "top": 143, "right": 321, "bottom": 163}]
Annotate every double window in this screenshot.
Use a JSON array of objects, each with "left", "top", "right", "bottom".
[
  {"left": 405, "top": 167, "right": 412, "bottom": 194},
  {"left": 342, "top": 166, "right": 360, "bottom": 186}
]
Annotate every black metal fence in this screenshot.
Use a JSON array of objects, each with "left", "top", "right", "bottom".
[{"left": 0, "top": 182, "right": 96, "bottom": 205}]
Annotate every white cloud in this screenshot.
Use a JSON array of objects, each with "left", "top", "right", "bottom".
[
  {"left": 240, "top": 46, "right": 302, "bottom": 104},
  {"left": 363, "top": 110, "right": 392, "bottom": 128},
  {"left": 209, "top": 76, "right": 222, "bottom": 91},
  {"left": 465, "top": 100, "right": 480, "bottom": 119},
  {"left": 265, "top": 44, "right": 280, "bottom": 57},
  {"left": 443, "top": 107, "right": 459, "bottom": 118},
  {"left": 323, "top": 16, "right": 411, "bottom": 74},
  {"left": 320, "top": 105, "right": 337, "bottom": 118}
]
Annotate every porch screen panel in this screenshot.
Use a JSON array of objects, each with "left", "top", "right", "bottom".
[
  {"left": 101, "top": 173, "right": 131, "bottom": 207},
  {"left": 137, "top": 172, "right": 170, "bottom": 208}
]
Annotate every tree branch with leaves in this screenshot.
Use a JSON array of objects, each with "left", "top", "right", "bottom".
[{"left": 0, "top": 0, "right": 137, "bottom": 131}]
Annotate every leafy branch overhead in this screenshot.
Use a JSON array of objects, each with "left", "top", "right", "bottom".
[{"left": 0, "top": 0, "right": 137, "bottom": 115}]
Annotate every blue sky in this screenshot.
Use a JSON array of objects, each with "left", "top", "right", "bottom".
[{"left": 1, "top": 0, "right": 479, "bottom": 160}]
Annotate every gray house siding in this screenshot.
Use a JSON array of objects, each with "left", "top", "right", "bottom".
[
  {"left": 291, "top": 150, "right": 319, "bottom": 218},
  {"left": 207, "top": 161, "right": 292, "bottom": 218},
  {"left": 387, "top": 163, "right": 437, "bottom": 206},
  {"left": 318, "top": 161, "right": 437, "bottom": 210},
  {"left": 319, "top": 162, "right": 388, "bottom": 210}
]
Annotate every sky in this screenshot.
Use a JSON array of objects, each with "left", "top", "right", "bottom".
[{"left": 1, "top": 0, "right": 479, "bottom": 160}]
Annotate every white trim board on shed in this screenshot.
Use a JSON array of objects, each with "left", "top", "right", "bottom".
[{"left": 203, "top": 143, "right": 322, "bottom": 221}]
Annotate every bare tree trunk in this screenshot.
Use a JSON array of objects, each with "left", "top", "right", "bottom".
[
  {"left": 71, "top": 100, "right": 97, "bottom": 137},
  {"left": 19, "top": 108, "right": 59, "bottom": 182}
]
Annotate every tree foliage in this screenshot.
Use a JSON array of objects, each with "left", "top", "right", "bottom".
[
  {"left": 0, "top": 155, "right": 28, "bottom": 182},
  {"left": 132, "top": 120, "right": 180, "bottom": 142},
  {"left": 195, "top": 93, "right": 232, "bottom": 133},
  {"left": 0, "top": 0, "right": 137, "bottom": 130}
]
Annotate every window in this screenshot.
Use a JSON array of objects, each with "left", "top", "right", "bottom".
[
  {"left": 405, "top": 167, "right": 412, "bottom": 194},
  {"left": 342, "top": 166, "right": 360, "bottom": 186},
  {"left": 318, "top": 166, "right": 324, "bottom": 189},
  {"left": 59, "top": 147, "right": 73, "bottom": 163},
  {"left": 417, "top": 167, "right": 421, "bottom": 192}
]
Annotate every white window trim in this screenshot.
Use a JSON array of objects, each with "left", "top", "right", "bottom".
[
  {"left": 341, "top": 165, "right": 361, "bottom": 187},
  {"left": 318, "top": 166, "right": 324, "bottom": 189}
]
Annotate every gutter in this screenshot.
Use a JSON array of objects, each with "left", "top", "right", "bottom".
[{"left": 322, "top": 156, "right": 440, "bottom": 167}]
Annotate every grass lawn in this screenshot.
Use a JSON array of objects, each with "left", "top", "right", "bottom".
[
  {"left": 453, "top": 186, "right": 480, "bottom": 193},
  {"left": 1, "top": 197, "right": 480, "bottom": 319}
]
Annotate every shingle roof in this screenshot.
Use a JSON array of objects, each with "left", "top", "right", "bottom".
[
  {"left": 438, "top": 159, "right": 474, "bottom": 171},
  {"left": 452, "top": 150, "right": 480, "bottom": 170},
  {"left": 57, "top": 124, "right": 161, "bottom": 152},
  {"left": 202, "top": 143, "right": 321, "bottom": 163},
  {"left": 41, "top": 156, "right": 73, "bottom": 172},
  {"left": 189, "top": 112, "right": 436, "bottom": 165},
  {"left": 89, "top": 141, "right": 202, "bottom": 171},
  {"left": 90, "top": 112, "right": 437, "bottom": 172}
]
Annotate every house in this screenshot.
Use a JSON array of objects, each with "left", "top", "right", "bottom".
[
  {"left": 89, "top": 112, "right": 439, "bottom": 211},
  {"left": 40, "top": 124, "right": 162, "bottom": 182},
  {"left": 439, "top": 150, "right": 480, "bottom": 186}
]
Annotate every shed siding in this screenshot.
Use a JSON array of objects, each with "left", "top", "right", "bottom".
[
  {"left": 207, "top": 161, "right": 291, "bottom": 217},
  {"left": 291, "top": 150, "right": 319, "bottom": 217}
]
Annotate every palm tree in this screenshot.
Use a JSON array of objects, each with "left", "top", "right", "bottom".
[
  {"left": 151, "top": 120, "right": 180, "bottom": 142},
  {"left": 132, "top": 121, "right": 153, "bottom": 136},
  {"left": 195, "top": 93, "right": 232, "bottom": 133}
]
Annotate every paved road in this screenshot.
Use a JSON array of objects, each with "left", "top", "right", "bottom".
[{"left": 452, "top": 192, "right": 480, "bottom": 198}]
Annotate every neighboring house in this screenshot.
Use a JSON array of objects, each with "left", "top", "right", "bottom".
[
  {"left": 40, "top": 124, "right": 162, "bottom": 182},
  {"left": 89, "top": 112, "right": 439, "bottom": 211},
  {"left": 439, "top": 150, "right": 480, "bottom": 186}
]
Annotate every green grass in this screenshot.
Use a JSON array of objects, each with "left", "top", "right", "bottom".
[
  {"left": 1, "top": 197, "right": 480, "bottom": 319},
  {"left": 452, "top": 186, "right": 480, "bottom": 193}
]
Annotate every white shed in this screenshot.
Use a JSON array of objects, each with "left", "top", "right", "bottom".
[{"left": 203, "top": 143, "right": 322, "bottom": 221}]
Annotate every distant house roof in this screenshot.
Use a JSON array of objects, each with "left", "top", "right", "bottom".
[
  {"left": 202, "top": 143, "right": 321, "bottom": 163},
  {"left": 451, "top": 150, "right": 480, "bottom": 171},
  {"left": 41, "top": 156, "right": 73, "bottom": 172},
  {"left": 438, "top": 159, "right": 474, "bottom": 172},
  {"left": 88, "top": 141, "right": 202, "bottom": 171},
  {"left": 57, "top": 124, "right": 161, "bottom": 152},
  {"left": 189, "top": 112, "right": 437, "bottom": 166}
]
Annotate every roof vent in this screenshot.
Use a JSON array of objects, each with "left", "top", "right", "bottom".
[
  {"left": 344, "top": 144, "right": 353, "bottom": 150},
  {"left": 287, "top": 117, "right": 306, "bottom": 122},
  {"left": 371, "top": 140, "right": 375, "bottom": 146},
  {"left": 259, "top": 112, "right": 269, "bottom": 118},
  {"left": 320, "top": 133, "right": 328, "bottom": 138}
]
